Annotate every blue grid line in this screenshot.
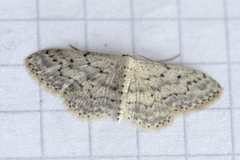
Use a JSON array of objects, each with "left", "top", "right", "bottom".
[{"left": 223, "top": 0, "right": 235, "bottom": 159}]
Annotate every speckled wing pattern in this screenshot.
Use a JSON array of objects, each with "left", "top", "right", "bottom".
[
  {"left": 24, "top": 49, "right": 223, "bottom": 130},
  {"left": 126, "top": 60, "right": 223, "bottom": 129},
  {"left": 25, "top": 49, "right": 121, "bottom": 118}
]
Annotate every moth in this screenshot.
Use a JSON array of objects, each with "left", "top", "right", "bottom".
[{"left": 24, "top": 47, "right": 223, "bottom": 130}]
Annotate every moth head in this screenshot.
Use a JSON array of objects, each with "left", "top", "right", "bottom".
[{"left": 121, "top": 54, "right": 133, "bottom": 58}]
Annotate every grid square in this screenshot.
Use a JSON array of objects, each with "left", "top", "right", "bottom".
[
  {"left": 41, "top": 89, "right": 63, "bottom": 111},
  {"left": 39, "top": 0, "right": 84, "bottom": 19},
  {"left": 140, "top": 157, "right": 185, "bottom": 160},
  {"left": 233, "top": 109, "right": 240, "bottom": 154},
  {"left": 86, "top": 0, "right": 131, "bottom": 19},
  {"left": 185, "top": 110, "right": 232, "bottom": 154},
  {"left": 230, "top": 64, "right": 240, "bottom": 108},
  {"left": 98, "top": 158, "right": 138, "bottom": 160},
  {"left": 91, "top": 120, "right": 137, "bottom": 156},
  {"left": 87, "top": 21, "right": 132, "bottom": 54},
  {"left": 133, "top": 0, "right": 178, "bottom": 18},
  {"left": 0, "top": 112, "right": 41, "bottom": 158},
  {"left": 139, "top": 117, "right": 185, "bottom": 155},
  {"left": 134, "top": 20, "right": 180, "bottom": 62},
  {"left": 226, "top": 0, "right": 240, "bottom": 18},
  {"left": 42, "top": 111, "right": 89, "bottom": 157},
  {"left": 0, "top": 0, "right": 36, "bottom": 19},
  {"left": 0, "top": 21, "right": 38, "bottom": 65},
  {"left": 186, "top": 64, "right": 230, "bottom": 109},
  {"left": 45, "top": 157, "right": 90, "bottom": 160},
  {"left": 181, "top": 20, "right": 227, "bottom": 63},
  {"left": 0, "top": 66, "right": 40, "bottom": 111},
  {"left": 39, "top": 21, "right": 85, "bottom": 50},
  {"left": 0, "top": 159, "right": 41, "bottom": 160},
  {"left": 228, "top": 20, "right": 240, "bottom": 62},
  {"left": 188, "top": 156, "right": 233, "bottom": 160},
  {"left": 180, "top": 0, "right": 224, "bottom": 18}
]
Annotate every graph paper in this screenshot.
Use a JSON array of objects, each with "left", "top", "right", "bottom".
[{"left": 0, "top": 0, "right": 240, "bottom": 160}]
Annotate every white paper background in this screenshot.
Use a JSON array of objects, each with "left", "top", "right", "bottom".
[{"left": 0, "top": 0, "right": 240, "bottom": 160}]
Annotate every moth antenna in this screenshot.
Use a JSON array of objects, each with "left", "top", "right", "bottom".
[
  {"left": 69, "top": 44, "right": 80, "bottom": 50},
  {"left": 119, "top": 53, "right": 181, "bottom": 63}
]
